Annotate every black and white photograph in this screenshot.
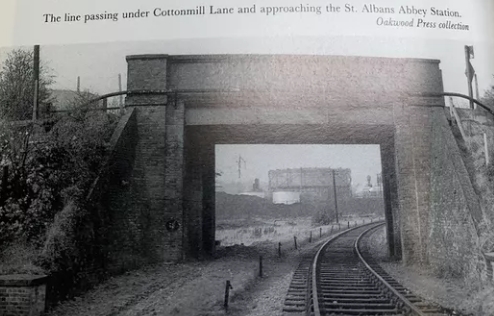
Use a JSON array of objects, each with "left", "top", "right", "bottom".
[{"left": 0, "top": 35, "right": 494, "bottom": 316}]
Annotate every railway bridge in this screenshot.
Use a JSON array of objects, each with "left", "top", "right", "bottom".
[{"left": 103, "top": 54, "right": 481, "bottom": 273}]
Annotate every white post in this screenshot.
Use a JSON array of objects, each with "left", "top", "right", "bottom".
[{"left": 484, "top": 133, "right": 489, "bottom": 166}]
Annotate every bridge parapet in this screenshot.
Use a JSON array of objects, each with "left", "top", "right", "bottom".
[{"left": 122, "top": 53, "right": 483, "bottom": 274}]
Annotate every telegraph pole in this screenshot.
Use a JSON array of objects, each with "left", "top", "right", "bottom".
[
  {"left": 118, "top": 73, "right": 124, "bottom": 114},
  {"left": 474, "top": 74, "right": 480, "bottom": 100},
  {"left": 332, "top": 169, "right": 339, "bottom": 224},
  {"left": 32, "top": 45, "right": 40, "bottom": 120},
  {"left": 464, "top": 45, "right": 475, "bottom": 110}
]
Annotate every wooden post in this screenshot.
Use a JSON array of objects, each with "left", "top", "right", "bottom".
[
  {"left": 32, "top": 81, "right": 39, "bottom": 120},
  {"left": 332, "top": 169, "right": 339, "bottom": 223},
  {"left": 259, "top": 255, "right": 263, "bottom": 278},
  {"left": 330, "top": 226, "right": 333, "bottom": 234},
  {"left": 309, "top": 231, "right": 312, "bottom": 243},
  {"left": 77, "top": 76, "right": 80, "bottom": 93},
  {"left": 465, "top": 45, "right": 475, "bottom": 111},
  {"left": 294, "top": 236, "right": 297, "bottom": 250},
  {"left": 475, "top": 74, "right": 480, "bottom": 101},
  {"left": 484, "top": 133, "right": 490, "bottom": 166},
  {"left": 347, "top": 221, "right": 350, "bottom": 228},
  {"left": 118, "top": 73, "right": 124, "bottom": 114},
  {"left": 319, "top": 227, "right": 322, "bottom": 238},
  {"left": 32, "top": 45, "right": 40, "bottom": 121},
  {"left": 465, "top": 45, "right": 475, "bottom": 130},
  {"left": 224, "top": 280, "right": 233, "bottom": 310},
  {"left": 278, "top": 242, "right": 281, "bottom": 258}
]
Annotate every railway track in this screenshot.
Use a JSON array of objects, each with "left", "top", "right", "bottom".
[{"left": 283, "top": 223, "right": 458, "bottom": 316}]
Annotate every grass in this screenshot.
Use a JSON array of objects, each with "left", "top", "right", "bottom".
[{"left": 216, "top": 215, "right": 383, "bottom": 247}]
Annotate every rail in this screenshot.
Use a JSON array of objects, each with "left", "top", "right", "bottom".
[
  {"left": 310, "top": 221, "right": 382, "bottom": 316},
  {"left": 355, "top": 223, "right": 426, "bottom": 316}
]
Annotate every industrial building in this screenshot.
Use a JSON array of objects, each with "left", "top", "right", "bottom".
[{"left": 268, "top": 168, "right": 352, "bottom": 203}]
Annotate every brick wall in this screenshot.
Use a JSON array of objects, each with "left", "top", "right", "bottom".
[
  {"left": 427, "top": 107, "right": 483, "bottom": 279},
  {"left": 0, "top": 275, "right": 47, "bottom": 316},
  {"left": 124, "top": 54, "right": 484, "bottom": 270}
]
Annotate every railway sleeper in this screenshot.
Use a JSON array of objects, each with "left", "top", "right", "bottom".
[
  {"left": 322, "top": 297, "right": 391, "bottom": 303},
  {"left": 322, "top": 303, "right": 396, "bottom": 310},
  {"left": 320, "top": 289, "right": 382, "bottom": 295},
  {"left": 320, "top": 308, "right": 400, "bottom": 315},
  {"left": 320, "top": 293, "right": 384, "bottom": 299},
  {"left": 319, "top": 285, "right": 378, "bottom": 291}
]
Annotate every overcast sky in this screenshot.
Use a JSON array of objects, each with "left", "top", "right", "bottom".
[
  {"left": 0, "top": 36, "right": 490, "bottom": 187},
  {"left": 0, "top": 36, "right": 492, "bottom": 103},
  {"left": 216, "top": 144, "right": 381, "bottom": 189}
]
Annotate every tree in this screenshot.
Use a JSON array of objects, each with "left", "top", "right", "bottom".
[{"left": 0, "top": 48, "right": 54, "bottom": 121}]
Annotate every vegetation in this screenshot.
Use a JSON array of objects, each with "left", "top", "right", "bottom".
[
  {"left": 0, "top": 109, "right": 117, "bottom": 250},
  {"left": 0, "top": 48, "right": 54, "bottom": 120}
]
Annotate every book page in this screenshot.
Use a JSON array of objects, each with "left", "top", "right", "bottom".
[{"left": 0, "top": 1, "right": 493, "bottom": 315}]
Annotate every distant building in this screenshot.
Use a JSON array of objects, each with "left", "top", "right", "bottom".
[
  {"left": 268, "top": 167, "right": 352, "bottom": 203},
  {"left": 272, "top": 191, "right": 300, "bottom": 205},
  {"left": 354, "top": 173, "right": 383, "bottom": 198}
]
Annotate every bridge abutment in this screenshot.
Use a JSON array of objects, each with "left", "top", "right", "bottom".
[{"left": 115, "top": 54, "right": 482, "bottom": 277}]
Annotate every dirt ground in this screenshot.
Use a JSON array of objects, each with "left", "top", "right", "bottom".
[
  {"left": 47, "top": 223, "right": 493, "bottom": 316},
  {"left": 368, "top": 226, "right": 494, "bottom": 316},
  {"left": 45, "top": 226, "right": 335, "bottom": 316}
]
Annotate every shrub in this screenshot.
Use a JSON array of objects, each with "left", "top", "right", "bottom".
[
  {"left": 0, "top": 110, "right": 118, "bottom": 276},
  {"left": 0, "top": 240, "right": 44, "bottom": 275},
  {"left": 312, "top": 208, "right": 335, "bottom": 225}
]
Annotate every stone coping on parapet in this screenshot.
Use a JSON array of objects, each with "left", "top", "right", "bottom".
[
  {"left": 0, "top": 274, "right": 48, "bottom": 287},
  {"left": 125, "top": 54, "right": 441, "bottom": 65},
  {"left": 126, "top": 54, "right": 169, "bottom": 60}
]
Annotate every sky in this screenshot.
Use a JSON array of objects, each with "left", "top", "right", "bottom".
[
  {"left": 0, "top": 36, "right": 492, "bottom": 104},
  {"left": 0, "top": 36, "right": 489, "bottom": 184},
  {"left": 215, "top": 144, "right": 381, "bottom": 189}
]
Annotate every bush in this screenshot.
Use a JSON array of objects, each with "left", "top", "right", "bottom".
[
  {"left": 0, "top": 110, "right": 118, "bottom": 275},
  {"left": 312, "top": 208, "right": 335, "bottom": 225},
  {"left": 0, "top": 241, "right": 44, "bottom": 275}
]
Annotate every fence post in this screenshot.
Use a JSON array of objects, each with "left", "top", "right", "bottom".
[
  {"left": 330, "top": 225, "right": 333, "bottom": 234},
  {"left": 320, "top": 227, "right": 322, "bottom": 238},
  {"left": 259, "top": 256, "right": 263, "bottom": 278},
  {"left": 347, "top": 221, "right": 350, "bottom": 228},
  {"left": 278, "top": 242, "right": 282, "bottom": 258},
  {"left": 224, "top": 280, "right": 233, "bottom": 310},
  {"left": 294, "top": 236, "right": 298, "bottom": 250},
  {"left": 309, "top": 231, "right": 312, "bottom": 243},
  {"left": 484, "top": 133, "right": 490, "bottom": 166}
]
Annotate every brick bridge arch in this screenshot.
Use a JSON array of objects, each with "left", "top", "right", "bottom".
[{"left": 107, "top": 54, "right": 481, "bottom": 269}]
